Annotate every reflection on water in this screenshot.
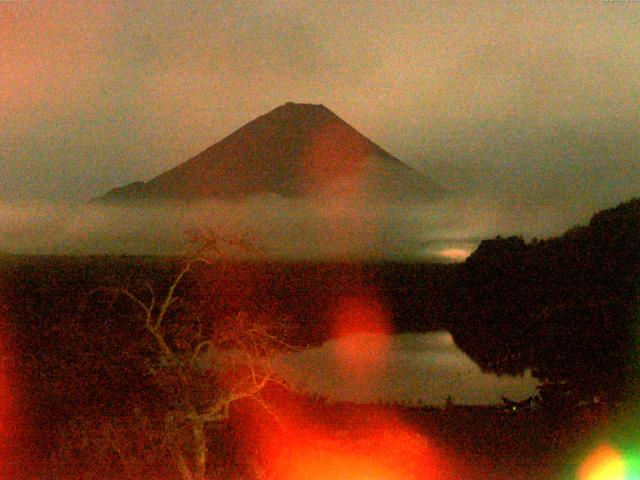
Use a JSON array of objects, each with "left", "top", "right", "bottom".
[{"left": 276, "top": 330, "right": 540, "bottom": 405}]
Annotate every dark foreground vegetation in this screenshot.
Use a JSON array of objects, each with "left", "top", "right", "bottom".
[
  {"left": 0, "top": 197, "right": 638, "bottom": 478},
  {"left": 0, "top": 254, "right": 454, "bottom": 478}
]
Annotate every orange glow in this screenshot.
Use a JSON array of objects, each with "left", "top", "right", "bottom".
[
  {"left": 579, "top": 444, "right": 625, "bottom": 480},
  {"left": 275, "top": 444, "right": 404, "bottom": 480},
  {"left": 329, "top": 294, "right": 392, "bottom": 377},
  {"left": 301, "top": 121, "right": 370, "bottom": 196},
  {"left": 278, "top": 443, "right": 428, "bottom": 480},
  {"left": 235, "top": 281, "right": 467, "bottom": 480},
  {"left": 251, "top": 407, "right": 455, "bottom": 480},
  {"left": 330, "top": 294, "right": 391, "bottom": 337},
  {"left": 438, "top": 248, "right": 471, "bottom": 262}
]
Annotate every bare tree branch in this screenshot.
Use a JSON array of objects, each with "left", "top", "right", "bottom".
[{"left": 106, "top": 232, "right": 295, "bottom": 480}]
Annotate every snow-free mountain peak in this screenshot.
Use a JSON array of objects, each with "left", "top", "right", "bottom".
[{"left": 97, "top": 102, "right": 444, "bottom": 203}]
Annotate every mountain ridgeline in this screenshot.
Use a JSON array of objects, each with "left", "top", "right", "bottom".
[{"left": 97, "top": 102, "right": 444, "bottom": 203}]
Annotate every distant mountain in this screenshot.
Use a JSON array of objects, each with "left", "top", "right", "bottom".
[{"left": 96, "top": 102, "right": 444, "bottom": 203}]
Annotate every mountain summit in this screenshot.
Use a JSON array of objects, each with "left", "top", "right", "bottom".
[{"left": 97, "top": 102, "right": 444, "bottom": 202}]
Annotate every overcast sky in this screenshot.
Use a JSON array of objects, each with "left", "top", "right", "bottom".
[{"left": 1, "top": 0, "right": 639, "bottom": 254}]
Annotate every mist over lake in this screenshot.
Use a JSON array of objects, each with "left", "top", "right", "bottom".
[{"left": 0, "top": 194, "right": 588, "bottom": 261}]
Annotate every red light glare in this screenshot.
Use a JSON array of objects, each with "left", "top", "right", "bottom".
[
  {"left": 330, "top": 295, "right": 391, "bottom": 337},
  {"left": 329, "top": 294, "right": 392, "bottom": 378},
  {"left": 0, "top": 310, "right": 16, "bottom": 477},
  {"left": 259, "top": 413, "right": 452, "bottom": 480},
  {"left": 275, "top": 447, "right": 404, "bottom": 480},
  {"left": 301, "top": 121, "right": 369, "bottom": 196}
]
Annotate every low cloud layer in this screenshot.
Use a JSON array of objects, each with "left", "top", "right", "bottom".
[
  {"left": 276, "top": 331, "right": 540, "bottom": 405},
  {"left": 0, "top": 192, "right": 599, "bottom": 260}
]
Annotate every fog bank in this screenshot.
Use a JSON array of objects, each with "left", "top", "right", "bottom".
[{"left": 0, "top": 194, "right": 592, "bottom": 260}]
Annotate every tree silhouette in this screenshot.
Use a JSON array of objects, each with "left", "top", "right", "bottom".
[
  {"left": 448, "top": 198, "right": 640, "bottom": 404},
  {"left": 84, "top": 234, "right": 295, "bottom": 480}
]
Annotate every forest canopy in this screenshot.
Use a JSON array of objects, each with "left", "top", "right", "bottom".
[{"left": 447, "top": 198, "right": 640, "bottom": 402}]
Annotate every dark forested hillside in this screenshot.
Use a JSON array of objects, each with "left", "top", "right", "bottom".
[{"left": 447, "top": 198, "right": 640, "bottom": 403}]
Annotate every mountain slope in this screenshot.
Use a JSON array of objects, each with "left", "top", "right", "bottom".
[{"left": 97, "top": 102, "right": 444, "bottom": 202}]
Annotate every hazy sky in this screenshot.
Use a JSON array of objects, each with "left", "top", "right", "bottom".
[{"left": 1, "top": 1, "right": 639, "bottom": 253}]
